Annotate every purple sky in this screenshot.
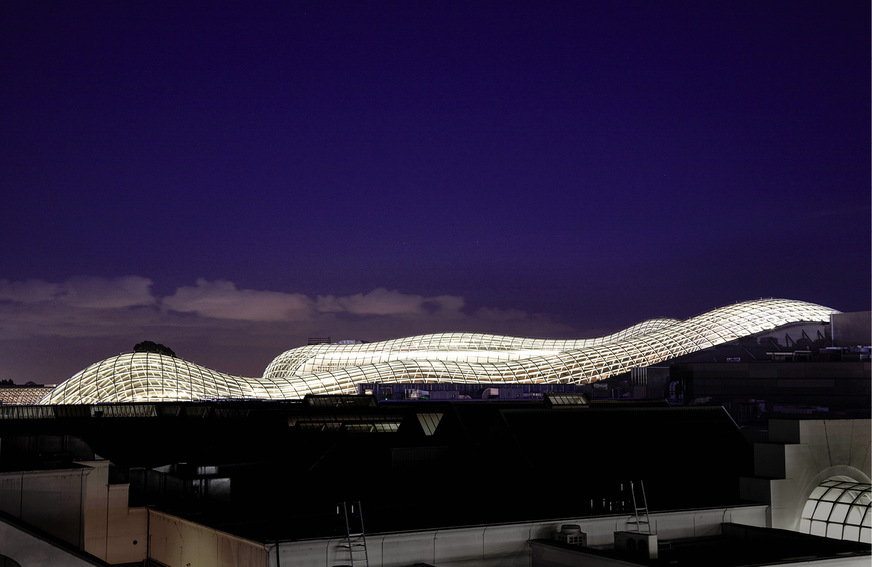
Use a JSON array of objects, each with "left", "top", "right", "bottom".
[{"left": 1, "top": 2, "right": 869, "bottom": 384}]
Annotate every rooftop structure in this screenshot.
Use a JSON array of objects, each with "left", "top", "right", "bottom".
[
  {"left": 0, "top": 384, "right": 55, "bottom": 405},
  {"left": 0, "top": 396, "right": 868, "bottom": 566},
  {"left": 529, "top": 522, "right": 871, "bottom": 566},
  {"left": 39, "top": 298, "right": 838, "bottom": 404}
]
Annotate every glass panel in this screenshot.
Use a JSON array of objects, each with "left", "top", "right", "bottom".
[
  {"left": 845, "top": 506, "right": 865, "bottom": 525},
  {"left": 801, "top": 499, "right": 818, "bottom": 520},
  {"left": 812, "top": 501, "right": 833, "bottom": 521},
  {"left": 821, "top": 488, "right": 840, "bottom": 501},
  {"left": 807, "top": 485, "right": 829, "bottom": 501},
  {"left": 843, "top": 525, "right": 860, "bottom": 541},
  {"left": 798, "top": 518, "right": 811, "bottom": 533},
  {"left": 837, "top": 489, "right": 860, "bottom": 503},
  {"left": 830, "top": 503, "right": 850, "bottom": 523}
]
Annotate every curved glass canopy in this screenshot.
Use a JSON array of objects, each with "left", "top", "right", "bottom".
[
  {"left": 39, "top": 298, "right": 838, "bottom": 404},
  {"left": 262, "top": 317, "right": 681, "bottom": 377},
  {"left": 799, "top": 479, "right": 872, "bottom": 543}
]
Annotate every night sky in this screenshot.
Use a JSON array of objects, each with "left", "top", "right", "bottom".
[{"left": 1, "top": 2, "right": 869, "bottom": 384}]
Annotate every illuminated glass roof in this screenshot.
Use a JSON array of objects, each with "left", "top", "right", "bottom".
[
  {"left": 800, "top": 480, "right": 871, "bottom": 543},
  {"left": 39, "top": 298, "right": 838, "bottom": 404},
  {"left": 262, "top": 317, "right": 681, "bottom": 377},
  {"left": 39, "top": 352, "right": 282, "bottom": 404}
]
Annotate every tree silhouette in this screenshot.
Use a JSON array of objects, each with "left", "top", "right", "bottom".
[{"left": 133, "top": 341, "right": 176, "bottom": 357}]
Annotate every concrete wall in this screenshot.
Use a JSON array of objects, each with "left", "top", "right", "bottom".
[
  {"left": 271, "top": 505, "right": 768, "bottom": 567},
  {"left": 106, "top": 485, "right": 147, "bottom": 563},
  {"left": 148, "top": 509, "right": 268, "bottom": 567},
  {"left": 0, "top": 467, "right": 87, "bottom": 548},
  {"left": 740, "top": 419, "right": 871, "bottom": 531},
  {"left": 0, "top": 461, "right": 148, "bottom": 565},
  {"left": 0, "top": 514, "right": 106, "bottom": 567},
  {"left": 81, "top": 462, "right": 107, "bottom": 556},
  {"left": 77, "top": 460, "right": 148, "bottom": 564}
]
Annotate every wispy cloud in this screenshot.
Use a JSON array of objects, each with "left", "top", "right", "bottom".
[
  {"left": 0, "top": 276, "right": 155, "bottom": 309},
  {"left": 316, "top": 288, "right": 465, "bottom": 318},
  {"left": 162, "top": 282, "right": 471, "bottom": 321},
  {"left": 0, "top": 276, "right": 581, "bottom": 383},
  {"left": 163, "top": 279, "right": 314, "bottom": 322}
]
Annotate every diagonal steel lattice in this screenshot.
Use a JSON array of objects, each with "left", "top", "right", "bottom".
[{"left": 39, "top": 298, "right": 838, "bottom": 404}]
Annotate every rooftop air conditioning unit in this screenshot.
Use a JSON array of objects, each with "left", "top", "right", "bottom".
[
  {"left": 555, "top": 524, "right": 586, "bottom": 546},
  {"left": 482, "top": 388, "right": 500, "bottom": 399},
  {"left": 406, "top": 389, "right": 429, "bottom": 400},
  {"left": 614, "top": 531, "right": 658, "bottom": 560}
]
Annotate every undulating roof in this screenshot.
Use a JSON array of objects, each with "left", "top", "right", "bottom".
[{"left": 39, "top": 298, "right": 838, "bottom": 404}]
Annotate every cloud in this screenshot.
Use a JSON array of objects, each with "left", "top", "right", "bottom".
[
  {"left": 316, "top": 288, "right": 465, "bottom": 317},
  {"left": 0, "top": 279, "right": 63, "bottom": 304},
  {"left": 163, "top": 279, "right": 314, "bottom": 322},
  {"left": 0, "top": 276, "right": 159, "bottom": 340},
  {"left": 63, "top": 276, "right": 156, "bottom": 308},
  {"left": 0, "top": 276, "right": 582, "bottom": 383},
  {"left": 0, "top": 276, "right": 155, "bottom": 308},
  {"left": 0, "top": 277, "right": 575, "bottom": 338}
]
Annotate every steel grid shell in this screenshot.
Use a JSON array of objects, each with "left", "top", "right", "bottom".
[
  {"left": 262, "top": 317, "right": 681, "bottom": 377},
  {"left": 39, "top": 298, "right": 838, "bottom": 404}
]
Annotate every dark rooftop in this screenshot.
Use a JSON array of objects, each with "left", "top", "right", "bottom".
[
  {"left": 0, "top": 396, "right": 754, "bottom": 541},
  {"left": 530, "top": 523, "right": 871, "bottom": 566}
]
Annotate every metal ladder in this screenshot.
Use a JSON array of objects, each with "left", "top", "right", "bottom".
[
  {"left": 336, "top": 501, "right": 370, "bottom": 567},
  {"left": 627, "top": 481, "right": 651, "bottom": 533}
]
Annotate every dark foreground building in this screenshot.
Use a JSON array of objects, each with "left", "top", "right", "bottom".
[
  {"left": 0, "top": 305, "right": 867, "bottom": 565},
  {"left": 0, "top": 395, "right": 868, "bottom": 566},
  {"left": 3, "top": 396, "right": 752, "bottom": 539}
]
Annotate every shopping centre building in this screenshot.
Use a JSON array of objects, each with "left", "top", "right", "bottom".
[
  {"left": 39, "top": 297, "right": 842, "bottom": 404},
  {"left": 0, "top": 297, "right": 868, "bottom": 566}
]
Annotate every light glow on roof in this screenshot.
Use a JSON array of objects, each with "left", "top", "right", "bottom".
[{"left": 38, "top": 298, "right": 838, "bottom": 404}]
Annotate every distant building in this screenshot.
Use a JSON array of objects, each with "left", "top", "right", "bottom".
[
  {"left": 831, "top": 311, "right": 872, "bottom": 347},
  {"left": 0, "top": 383, "right": 54, "bottom": 405}
]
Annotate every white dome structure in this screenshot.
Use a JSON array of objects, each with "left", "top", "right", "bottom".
[
  {"left": 262, "top": 317, "right": 680, "bottom": 377},
  {"left": 39, "top": 298, "right": 839, "bottom": 404}
]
